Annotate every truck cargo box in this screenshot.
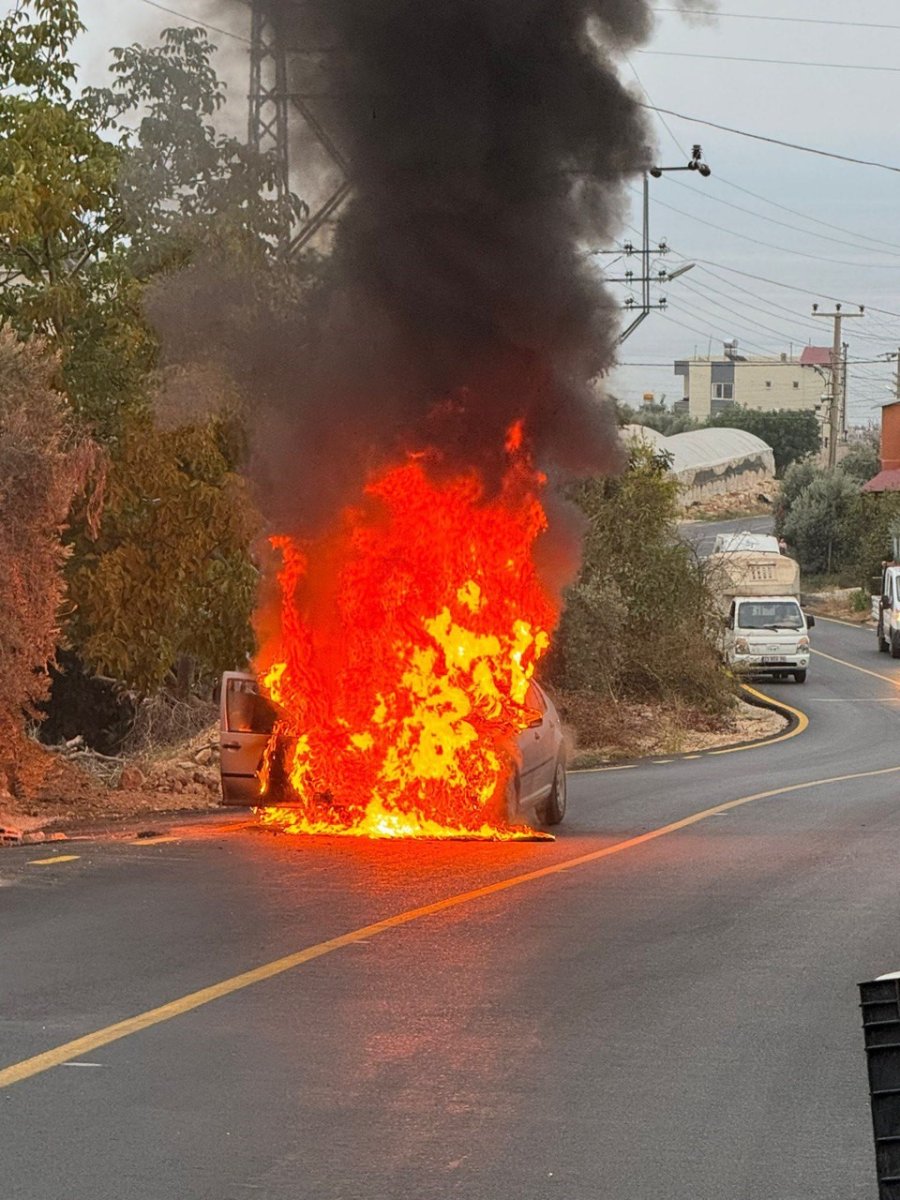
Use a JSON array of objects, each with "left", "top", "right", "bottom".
[{"left": 706, "top": 551, "right": 800, "bottom": 603}]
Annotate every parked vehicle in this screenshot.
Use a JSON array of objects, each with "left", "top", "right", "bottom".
[
  {"left": 872, "top": 563, "right": 900, "bottom": 656},
  {"left": 219, "top": 671, "right": 568, "bottom": 825},
  {"left": 706, "top": 548, "right": 813, "bottom": 683}
]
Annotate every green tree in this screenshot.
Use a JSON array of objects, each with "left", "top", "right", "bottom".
[
  {"left": 774, "top": 458, "right": 819, "bottom": 537},
  {"left": 0, "top": 2, "right": 300, "bottom": 701},
  {"left": 84, "top": 26, "right": 303, "bottom": 274},
  {"left": 0, "top": 0, "right": 152, "bottom": 437},
  {"left": 781, "top": 470, "right": 864, "bottom": 575},
  {"left": 549, "top": 443, "right": 733, "bottom": 711},
  {"left": 707, "top": 407, "right": 820, "bottom": 475},
  {"left": 839, "top": 433, "right": 880, "bottom": 485},
  {"left": 617, "top": 400, "right": 700, "bottom": 437},
  {"left": 68, "top": 382, "right": 259, "bottom": 695}
]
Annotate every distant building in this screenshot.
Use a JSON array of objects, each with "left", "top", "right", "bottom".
[
  {"left": 673, "top": 341, "right": 831, "bottom": 422},
  {"left": 862, "top": 400, "right": 900, "bottom": 494}
]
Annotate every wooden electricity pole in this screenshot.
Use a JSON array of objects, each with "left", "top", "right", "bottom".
[{"left": 812, "top": 303, "right": 864, "bottom": 467}]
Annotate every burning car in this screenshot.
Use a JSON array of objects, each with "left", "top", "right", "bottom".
[{"left": 220, "top": 670, "right": 567, "bottom": 832}]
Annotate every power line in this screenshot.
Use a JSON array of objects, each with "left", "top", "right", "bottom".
[
  {"left": 664, "top": 175, "right": 900, "bottom": 259},
  {"left": 713, "top": 177, "right": 900, "bottom": 255},
  {"left": 697, "top": 260, "right": 900, "bottom": 322},
  {"left": 694, "top": 266, "right": 824, "bottom": 334},
  {"left": 675, "top": 277, "right": 802, "bottom": 344},
  {"left": 638, "top": 103, "right": 900, "bottom": 175},
  {"left": 650, "top": 9, "right": 900, "bottom": 33},
  {"left": 638, "top": 50, "right": 900, "bottom": 75},
  {"left": 630, "top": 185, "right": 900, "bottom": 269},
  {"left": 131, "top": 0, "right": 251, "bottom": 44},
  {"left": 680, "top": 272, "right": 822, "bottom": 338}
]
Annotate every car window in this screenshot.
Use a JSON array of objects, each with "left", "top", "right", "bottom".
[
  {"left": 225, "top": 678, "right": 277, "bottom": 734},
  {"left": 525, "top": 683, "right": 546, "bottom": 714}
]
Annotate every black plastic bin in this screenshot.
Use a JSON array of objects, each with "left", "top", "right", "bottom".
[{"left": 860, "top": 977, "right": 900, "bottom": 1198}]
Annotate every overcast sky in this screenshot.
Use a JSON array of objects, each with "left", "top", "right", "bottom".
[{"left": 67, "top": 0, "right": 900, "bottom": 424}]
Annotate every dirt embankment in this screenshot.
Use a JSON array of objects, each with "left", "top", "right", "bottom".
[
  {"left": 554, "top": 691, "right": 786, "bottom": 768},
  {"left": 0, "top": 726, "right": 223, "bottom": 843}
]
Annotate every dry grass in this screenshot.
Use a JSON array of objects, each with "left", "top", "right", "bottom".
[{"left": 552, "top": 688, "right": 785, "bottom": 767}]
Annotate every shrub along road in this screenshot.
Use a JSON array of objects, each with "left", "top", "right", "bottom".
[{"left": 2, "top": 617, "right": 899, "bottom": 1200}]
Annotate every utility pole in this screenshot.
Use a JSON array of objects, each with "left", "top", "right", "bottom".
[
  {"left": 593, "top": 145, "right": 711, "bottom": 343},
  {"left": 842, "top": 341, "right": 849, "bottom": 434},
  {"left": 812, "top": 303, "right": 864, "bottom": 467}
]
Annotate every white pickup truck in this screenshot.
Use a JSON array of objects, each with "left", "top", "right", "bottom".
[
  {"left": 872, "top": 563, "right": 900, "bottom": 656},
  {"left": 707, "top": 549, "right": 814, "bottom": 683}
]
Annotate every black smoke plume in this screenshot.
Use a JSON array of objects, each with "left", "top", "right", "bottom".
[{"left": 152, "top": 1, "right": 704, "bottom": 533}]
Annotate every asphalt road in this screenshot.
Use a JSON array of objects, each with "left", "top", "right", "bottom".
[
  {"left": 680, "top": 512, "right": 775, "bottom": 557},
  {"left": 3, "top": 617, "right": 900, "bottom": 1200}
]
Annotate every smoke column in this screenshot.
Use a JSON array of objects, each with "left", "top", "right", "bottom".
[{"left": 155, "top": 1, "right": 712, "bottom": 533}]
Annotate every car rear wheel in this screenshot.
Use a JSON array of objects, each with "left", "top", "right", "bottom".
[
  {"left": 891, "top": 633, "right": 900, "bottom": 660},
  {"left": 539, "top": 759, "right": 567, "bottom": 827}
]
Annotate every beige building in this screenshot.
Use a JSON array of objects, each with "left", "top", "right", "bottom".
[{"left": 673, "top": 342, "right": 830, "bottom": 422}]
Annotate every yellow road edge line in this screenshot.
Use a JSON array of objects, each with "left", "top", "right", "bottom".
[
  {"left": 812, "top": 647, "right": 900, "bottom": 686},
  {"left": 707, "top": 685, "right": 808, "bottom": 756},
  {"left": 26, "top": 855, "right": 80, "bottom": 866},
  {"left": 4, "top": 760, "right": 900, "bottom": 1092}
]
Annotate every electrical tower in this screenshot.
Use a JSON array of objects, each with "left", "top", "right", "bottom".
[{"left": 248, "top": 0, "right": 350, "bottom": 257}]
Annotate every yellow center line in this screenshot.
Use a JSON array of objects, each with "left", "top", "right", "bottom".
[
  {"left": 27, "top": 855, "right": 80, "bottom": 866},
  {"left": 4, "top": 759, "right": 900, "bottom": 1091},
  {"left": 812, "top": 647, "right": 900, "bottom": 687}
]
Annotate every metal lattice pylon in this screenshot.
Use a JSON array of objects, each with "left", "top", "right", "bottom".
[{"left": 248, "top": 0, "right": 351, "bottom": 257}]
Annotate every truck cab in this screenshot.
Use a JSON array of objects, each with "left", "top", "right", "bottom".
[{"left": 723, "top": 595, "right": 813, "bottom": 683}]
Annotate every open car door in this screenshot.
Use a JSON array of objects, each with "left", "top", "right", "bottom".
[{"left": 219, "top": 671, "right": 276, "bottom": 805}]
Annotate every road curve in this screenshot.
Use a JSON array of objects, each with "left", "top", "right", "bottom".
[{"left": 2, "top": 616, "right": 900, "bottom": 1200}]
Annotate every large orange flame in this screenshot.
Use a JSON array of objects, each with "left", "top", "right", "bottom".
[{"left": 254, "top": 425, "right": 557, "bottom": 839}]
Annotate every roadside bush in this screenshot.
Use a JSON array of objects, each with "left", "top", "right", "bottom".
[
  {"left": 774, "top": 458, "right": 819, "bottom": 537},
  {"left": 616, "top": 400, "right": 700, "bottom": 437},
  {"left": 856, "top": 492, "right": 900, "bottom": 587},
  {"left": 547, "top": 443, "right": 734, "bottom": 714},
  {"left": 781, "top": 469, "right": 864, "bottom": 575},
  {"left": 0, "top": 332, "right": 100, "bottom": 795},
  {"left": 840, "top": 434, "right": 879, "bottom": 485}
]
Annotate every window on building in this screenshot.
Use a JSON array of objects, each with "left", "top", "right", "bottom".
[
  {"left": 712, "top": 383, "right": 733, "bottom": 400},
  {"left": 793, "top": 381, "right": 800, "bottom": 389},
  {"left": 765, "top": 381, "right": 772, "bottom": 389}
]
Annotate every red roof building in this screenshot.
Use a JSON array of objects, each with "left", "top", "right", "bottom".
[
  {"left": 863, "top": 400, "right": 900, "bottom": 492},
  {"left": 799, "top": 346, "right": 833, "bottom": 367}
]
